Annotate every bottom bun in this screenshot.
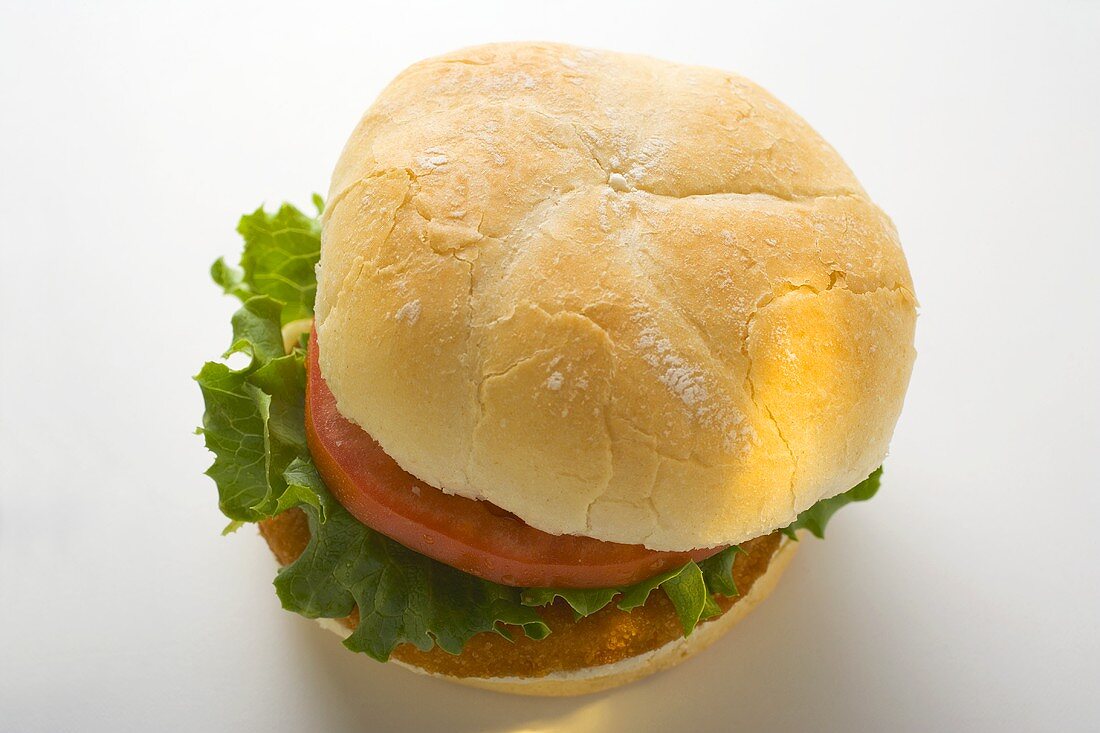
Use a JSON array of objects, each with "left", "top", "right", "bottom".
[{"left": 315, "top": 538, "right": 797, "bottom": 696}]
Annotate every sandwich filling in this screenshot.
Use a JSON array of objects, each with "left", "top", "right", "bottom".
[
  {"left": 196, "top": 199, "right": 882, "bottom": 664},
  {"left": 259, "top": 508, "right": 783, "bottom": 678}
]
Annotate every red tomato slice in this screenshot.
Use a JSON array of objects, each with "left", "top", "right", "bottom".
[{"left": 305, "top": 329, "right": 721, "bottom": 588}]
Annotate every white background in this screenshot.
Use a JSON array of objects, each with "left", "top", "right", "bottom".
[{"left": 2, "top": 2, "right": 1098, "bottom": 731}]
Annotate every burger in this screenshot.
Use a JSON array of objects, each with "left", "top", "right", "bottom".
[{"left": 196, "top": 42, "right": 916, "bottom": 696}]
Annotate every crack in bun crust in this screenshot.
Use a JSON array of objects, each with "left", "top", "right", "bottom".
[{"left": 315, "top": 42, "right": 917, "bottom": 550}]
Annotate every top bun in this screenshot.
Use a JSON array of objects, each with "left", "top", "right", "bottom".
[{"left": 316, "top": 43, "right": 916, "bottom": 551}]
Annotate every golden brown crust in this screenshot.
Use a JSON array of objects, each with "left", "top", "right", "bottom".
[
  {"left": 316, "top": 42, "right": 916, "bottom": 550},
  {"left": 256, "top": 509, "right": 312, "bottom": 567},
  {"left": 259, "top": 509, "right": 780, "bottom": 679}
]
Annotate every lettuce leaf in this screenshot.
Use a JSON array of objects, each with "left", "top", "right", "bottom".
[
  {"left": 780, "top": 468, "right": 882, "bottom": 540},
  {"left": 520, "top": 545, "right": 741, "bottom": 636},
  {"left": 197, "top": 233, "right": 549, "bottom": 660},
  {"left": 196, "top": 294, "right": 313, "bottom": 523},
  {"left": 196, "top": 199, "right": 883, "bottom": 662},
  {"left": 270, "top": 457, "right": 550, "bottom": 659},
  {"left": 211, "top": 196, "right": 324, "bottom": 325}
]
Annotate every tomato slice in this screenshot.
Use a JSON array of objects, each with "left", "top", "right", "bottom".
[{"left": 305, "top": 329, "right": 722, "bottom": 588}]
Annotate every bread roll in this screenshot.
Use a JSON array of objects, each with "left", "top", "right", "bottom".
[{"left": 315, "top": 42, "right": 916, "bottom": 550}]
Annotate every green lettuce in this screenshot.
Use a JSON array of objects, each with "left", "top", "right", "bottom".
[
  {"left": 520, "top": 547, "right": 742, "bottom": 636},
  {"left": 781, "top": 468, "right": 882, "bottom": 540},
  {"left": 196, "top": 211, "right": 550, "bottom": 660},
  {"left": 210, "top": 195, "right": 324, "bottom": 325},
  {"left": 196, "top": 199, "right": 883, "bottom": 662}
]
